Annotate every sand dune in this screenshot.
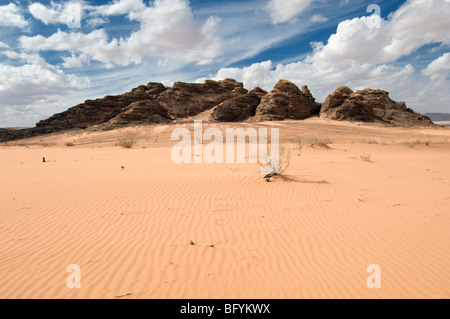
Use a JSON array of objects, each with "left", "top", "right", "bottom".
[{"left": 0, "top": 118, "right": 449, "bottom": 299}]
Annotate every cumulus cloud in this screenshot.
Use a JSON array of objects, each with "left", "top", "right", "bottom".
[
  {"left": 313, "top": 0, "right": 450, "bottom": 64},
  {"left": 19, "top": 29, "right": 126, "bottom": 64},
  {"left": 422, "top": 52, "right": 450, "bottom": 80},
  {"left": 21, "top": 0, "right": 222, "bottom": 66},
  {"left": 29, "top": 1, "right": 84, "bottom": 27},
  {"left": 266, "top": 0, "right": 313, "bottom": 24},
  {"left": 209, "top": 0, "right": 450, "bottom": 114},
  {"left": 61, "top": 53, "right": 91, "bottom": 68},
  {"left": 212, "top": 59, "right": 415, "bottom": 100},
  {"left": 85, "top": 17, "right": 109, "bottom": 28},
  {"left": 211, "top": 57, "right": 450, "bottom": 113},
  {"left": 92, "top": 0, "right": 145, "bottom": 16},
  {"left": 28, "top": 0, "right": 146, "bottom": 28},
  {"left": 0, "top": 51, "right": 88, "bottom": 126},
  {"left": 0, "top": 42, "right": 9, "bottom": 49},
  {"left": 0, "top": 3, "right": 28, "bottom": 28}
]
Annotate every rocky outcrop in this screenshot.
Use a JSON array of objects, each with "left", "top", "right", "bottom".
[
  {"left": 0, "top": 79, "right": 437, "bottom": 142},
  {"left": 249, "top": 87, "right": 268, "bottom": 97},
  {"left": 320, "top": 87, "right": 434, "bottom": 126},
  {"left": 104, "top": 100, "right": 172, "bottom": 128},
  {"left": 157, "top": 78, "right": 246, "bottom": 119},
  {"left": 321, "top": 86, "right": 353, "bottom": 113},
  {"left": 253, "top": 80, "right": 319, "bottom": 121},
  {"left": 35, "top": 82, "right": 169, "bottom": 131},
  {"left": 209, "top": 92, "right": 263, "bottom": 123}
]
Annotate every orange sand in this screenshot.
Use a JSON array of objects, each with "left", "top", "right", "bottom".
[{"left": 0, "top": 118, "right": 449, "bottom": 299}]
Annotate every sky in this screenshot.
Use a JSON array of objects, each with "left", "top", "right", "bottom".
[{"left": 0, "top": 0, "right": 449, "bottom": 127}]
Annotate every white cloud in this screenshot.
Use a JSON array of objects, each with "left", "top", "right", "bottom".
[
  {"left": 209, "top": 0, "right": 450, "bottom": 114},
  {"left": 61, "top": 53, "right": 91, "bottom": 68},
  {"left": 0, "top": 51, "right": 88, "bottom": 126},
  {"left": 211, "top": 57, "right": 450, "bottom": 113},
  {"left": 28, "top": 0, "right": 147, "bottom": 28},
  {"left": 422, "top": 52, "right": 450, "bottom": 80},
  {"left": 266, "top": 0, "right": 313, "bottom": 24},
  {"left": 0, "top": 3, "right": 28, "bottom": 28},
  {"left": 93, "top": 0, "right": 145, "bottom": 16},
  {"left": 20, "top": 29, "right": 126, "bottom": 65},
  {"left": 212, "top": 59, "right": 415, "bottom": 100},
  {"left": 21, "top": 0, "right": 222, "bottom": 66},
  {"left": 29, "top": 1, "right": 84, "bottom": 27},
  {"left": 311, "top": 14, "right": 328, "bottom": 23},
  {"left": 0, "top": 42, "right": 9, "bottom": 49},
  {"left": 313, "top": 0, "right": 450, "bottom": 64},
  {"left": 85, "top": 17, "right": 109, "bottom": 28}
]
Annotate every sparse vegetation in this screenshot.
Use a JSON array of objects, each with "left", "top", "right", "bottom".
[
  {"left": 117, "top": 134, "right": 137, "bottom": 149},
  {"left": 258, "top": 144, "right": 292, "bottom": 182},
  {"left": 359, "top": 153, "right": 372, "bottom": 162},
  {"left": 297, "top": 136, "right": 331, "bottom": 149},
  {"left": 65, "top": 142, "right": 75, "bottom": 147},
  {"left": 404, "top": 140, "right": 433, "bottom": 148}
]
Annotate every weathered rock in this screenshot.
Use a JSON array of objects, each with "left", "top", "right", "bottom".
[
  {"left": 0, "top": 78, "right": 437, "bottom": 143},
  {"left": 106, "top": 100, "right": 171, "bottom": 127},
  {"left": 142, "top": 82, "right": 168, "bottom": 96},
  {"left": 157, "top": 78, "right": 245, "bottom": 119},
  {"left": 321, "top": 86, "right": 353, "bottom": 112},
  {"left": 209, "top": 93, "right": 262, "bottom": 123},
  {"left": 249, "top": 87, "right": 268, "bottom": 97},
  {"left": 35, "top": 83, "right": 169, "bottom": 132},
  {"left": 320, "top": 87, "right": 434, "bottom": 126},
  {"left": 253, "top": 80, "right": 319, "bottom": 121}
]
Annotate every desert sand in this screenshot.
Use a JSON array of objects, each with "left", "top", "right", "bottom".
[{"left": 0, "top": 118, "right": 449, "bottom": 299}]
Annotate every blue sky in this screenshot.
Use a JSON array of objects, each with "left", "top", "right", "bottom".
[{"left": 0, "top": 0, "right": 449, "bottom": 127}]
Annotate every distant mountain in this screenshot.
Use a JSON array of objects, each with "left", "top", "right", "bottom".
[
  {"left": 425, "top": 113, "right": 450, "bottom": 122},
  {"left": 0, "top": 79, "right": 436, "bottom": 142}
]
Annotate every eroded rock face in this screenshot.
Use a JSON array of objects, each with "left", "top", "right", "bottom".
[
  {"left": 35, "top": 82, "right": 169, "bottom": 131},
  {"left": 320, "top": 87, "right": 434, "bottom": 126},
  {"left": 209, "top": 93, "right": 263, "bottom": 123},
  {"left": 0, "top": 78, "right": 436, "bottom": 143},
  {"left": 321, "top": 86, "right": 353, "bottom": 113},
  {"left": 106, "top": 100, "right": 171, "bottom": 126},
  {"left": 253, "top": 80, "right": 319, "bottom": 121},
  {"left": 157, "top": 78, "right": 246, "bottom": 119}
]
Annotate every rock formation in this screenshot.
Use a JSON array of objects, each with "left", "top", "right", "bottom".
[
  {"left": 209, "top": 92, "right": 266, "bottom": 123},
  {"left": 156, "top": 79, "right": 246, "bottom": 119},
  {"left": 0, "top": 79, "right": 436, "bottom": 142},
  {"left": 320, "top": 87, "right": 434, "bottom": 126},
  {"left": 35, "top": 82, "right": 169, "bottom": 132},
  {"left": 254, "top": 80, "right": 320, "bottom": 121}
]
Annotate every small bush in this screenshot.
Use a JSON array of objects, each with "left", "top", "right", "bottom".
[
  {"left": 117, "top": 134, "right": 137, "bottom": 149},
  {"left": 258, "top": 144, "right": 292, "bottom": 180},
  {"left": 359, "top": 153, "right": 372, "bottom": 162},
  {"left": 299, "top": 137, "right": 331, "bottom": 149},
  {"left": 65, "top": 142, "right": 75, "bottom": 147}
]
